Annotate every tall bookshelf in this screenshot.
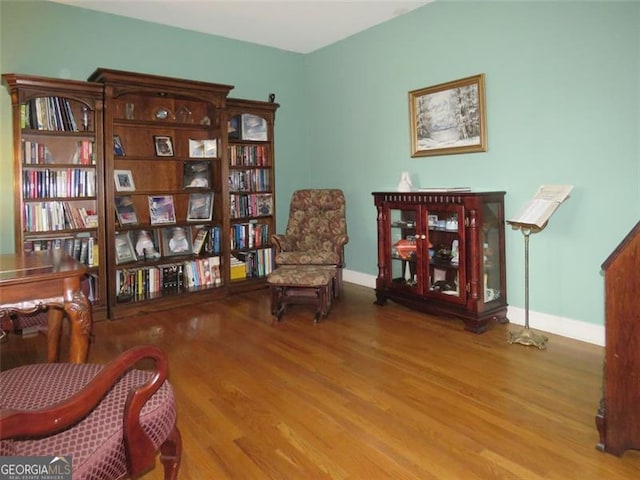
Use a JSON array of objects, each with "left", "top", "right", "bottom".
[
  {"left": 89, "top": 68, "right": 234, "bottom": 319},
  {"left": 226, "top": 98, "right": 279, "bottom": 293},
  {"left": 2, "top": 74, "right": 108, "bottom": 319}
]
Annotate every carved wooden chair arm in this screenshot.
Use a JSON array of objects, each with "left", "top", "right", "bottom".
[
  {"left": 0, "top": 345, "right": 168, "bottom": 474},
  {"left": 271, "top": 234, "right": 294, "bottom": 252}
]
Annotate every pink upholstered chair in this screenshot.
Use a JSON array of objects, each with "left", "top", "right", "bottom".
[
  {"left": 0, "top": 345, "right": 181, "bottom": 479},
  {"left": 271, "top": 189, "right": 349, "bottom": 292}
]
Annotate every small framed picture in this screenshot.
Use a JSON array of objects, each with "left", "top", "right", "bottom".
[
  {"left": 131, "top": 229, "right": 162, "bottom": 261},
  {"left": 114, "top": 232, "right": 136, "bottom": 265},
  {"left": 183, "top": 161, "right": 211, "bottom": 188},
  {"left": 148, "top": 195, "right": 176, "bottom": 225},
  {"left": 161, "top": 226, "right": 192, "bottom": 257},
  {"left": 113, "top": 135, "right": 125, "bottom": 156},
  {"left": 114, "top": 195, "right": 138, "bottom": 225},
  {"left": 187, "top": 192, "right": 213, "bottom": 221},
  {"left": 188, "top": 139, "right": 218, "bottom": 158},
  {"left": 154, "top": 135, "right": 174, "bottom": 157},
  {"left": 241, "top": 114, "right": 268, "bottom": 141},
  {"left": 113, "top": 169, "right": 135, "bottom": 192}
]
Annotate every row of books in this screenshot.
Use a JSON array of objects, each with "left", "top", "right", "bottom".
[
  {"left": 230, "top": 193, "right": 273, "bottom": 219},
  {"left": 23, "top": 201, "right": 98, "bottom": 232},
  {"left": 228, "top": 169, "right": 271, "bottom": 193},
  {"left": 184, "top": 256, "right": 222, "bottom": 288},
  {"left": 195, "top": 225, "right": 222, "bottom": 255},
  {"left": 230, "top": 222, "right": 270, "bottom": 250},
  {"left": 22, "top": 139, "right": 95, "bottom": 165},
  {"left": 23, "top": 168, "right": 96, "bottom": 199},
  {"left": 115, "top": 257, "right": 221, "bottom": 300},
  {"left": 235, "top": 247, "right": 274, "bottom": 279},
  {"left": 228, "top": 145, "right": 269, "bottom": 166},
  {"left": 23, "top": 96, "right": 81, "bottom": 131},
  {"left": 23, "top": 235, "right": 99, "bottom": 267}
]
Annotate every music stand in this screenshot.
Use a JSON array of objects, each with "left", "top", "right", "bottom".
[
  {"left": 506, "top": 221, "right": 549, "bottom": 349},
  {"left": 507, "top": 185, "right": 573, "bottom": 349}
]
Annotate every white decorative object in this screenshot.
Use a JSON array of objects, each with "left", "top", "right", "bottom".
[{"left": 397, "top": 171, "right": 413, "bottom": 192}]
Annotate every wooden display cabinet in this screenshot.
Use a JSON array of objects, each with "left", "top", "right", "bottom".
[
  {"left": 226, "top": 98, "right": 279, "bottom": 293},
  {"left": 372, "top": 191, "right": 508, "bottom": 333},
  {"left": 89, "top": 68, "right": 233, "bottom": 319},
  {"left": 2, "top": 74, "right": 107, "bottom": 319}
]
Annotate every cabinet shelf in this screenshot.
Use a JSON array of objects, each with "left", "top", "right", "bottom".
[
  {"left": 114, "top": 120, "right": 213, "bottom": 130},
  {"left": 430, "top": 260, "right": 459, "bottom": 270},
  {"left": 22, "top": 129, "right": 96, "bottom": 137}
]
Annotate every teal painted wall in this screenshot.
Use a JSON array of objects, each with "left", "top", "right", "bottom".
[
  {"left": 0, "top": 0, "right": 308, "bottom": 251},
  {"left": 304, "top": 1, "right": 639, "bottom": 326},
  {"left": 1, "top": 1, "right": 638, "bottom": 328}
]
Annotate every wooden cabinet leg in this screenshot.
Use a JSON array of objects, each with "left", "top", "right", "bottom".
[{"left": 47, "top": 308, "right": 64, "bottom": 363}]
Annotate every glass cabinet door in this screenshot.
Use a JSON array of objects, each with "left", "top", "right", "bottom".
[
  {"left": 481, "top": 201, "right": 504, "bottom": 304},
  {"left": 425, "top": 205, "right": 466, "bottom": 304},
  {"left": 389, "top": 206, "right": 422, "bottom": 292}
]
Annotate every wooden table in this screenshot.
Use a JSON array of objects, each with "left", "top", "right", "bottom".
[{"left": 0, "top": 250, "right": 92, "bottom": 363}]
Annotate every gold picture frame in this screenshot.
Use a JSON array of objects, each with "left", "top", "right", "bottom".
[{"left": 409, "top": 74, "right": 487, "bottom": 157}]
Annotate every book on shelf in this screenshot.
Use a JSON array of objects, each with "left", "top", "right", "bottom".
[
  {"left": 508, "top": 185, "right": 574, "bottom": 229},
  {"left": 418, "top": 187, "right": 472, "bottom": 192},
  {"left": 25, "top": 97, "right": 78, "bottom": 131},
  {"left": 191, "top": 228, "right": 208, "bottom": 255},
  {"left": 230, "top": 255, "right": 247, "bottom": 280}
]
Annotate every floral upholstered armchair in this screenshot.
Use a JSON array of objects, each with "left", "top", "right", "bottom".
[{"left": 271, "top": 189, "right": 349, "bottom": 291}]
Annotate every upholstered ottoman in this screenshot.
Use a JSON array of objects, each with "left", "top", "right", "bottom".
[{"left": 267, "top": 265, "right": 337, "bottom": 322}]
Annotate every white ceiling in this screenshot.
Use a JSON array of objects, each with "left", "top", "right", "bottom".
[{"left": 51, "top": 0, "right": 432, "bottom": 54}]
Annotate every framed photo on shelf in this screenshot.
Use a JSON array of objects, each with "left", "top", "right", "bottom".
[
  {"left": 130, "top": 229, "right": 161, "bottom": 261},
  {"left": 183, "top": 161, "right": 211, "bottom": 188},
  {"left": 187, "top": 192, "right": 213, "bottom": 221},
  {"left": 113, "top": 169, "right": 135, "bottom": 192},
  {"left": 188, "top": 139, "right": 217, "bottom": 158},
  {"left": 114, "top": 232, "right": 136, "bottom": 265},
  {"left": 408, "top": 73, "right": 487, "bottom": 157},
  {"left": 148, "top": 195, "right": 176, "bottom": 225},
  {"left": 256, "top": 194, "right": 273, "bottom": 216},
  {"left": 161, "top": 226, "right": 192, "bottom": 257},
  {"left": 113, "top": 135, "right": 125, "bottom": 156},
  {"left": 114, "top": 195, "right": 138, "bottom": 225},
  {"left": 153, "top": 135, "right": 174, "bottom": 157},
  {"left": 241, "top": 114, "right": 267, "bottom": 141}
]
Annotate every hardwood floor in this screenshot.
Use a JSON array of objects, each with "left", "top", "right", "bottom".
[{"left": 2, "top": 283, "right": 639, "bottom": 479}]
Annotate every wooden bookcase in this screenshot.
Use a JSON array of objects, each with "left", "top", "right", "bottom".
[
  {"left": 2, "top": 74, "right": 108, "bottom": 319},
  {"left": 226, "top": 98, "right": 279, "bottom": 293},
  {"left": 88, "top": 68, "right": 234, "bottom": 319},
  {"left": 372, "top": 191, "right": 508, "bottom": 333}
]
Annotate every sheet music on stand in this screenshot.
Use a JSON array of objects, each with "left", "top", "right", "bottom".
[{"left": 508, "top": 185, "right": 573, "bottom": 230}]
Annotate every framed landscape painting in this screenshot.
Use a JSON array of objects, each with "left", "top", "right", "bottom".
[{"left": 409, "top": 74, "right": 487, "bottom": 157}]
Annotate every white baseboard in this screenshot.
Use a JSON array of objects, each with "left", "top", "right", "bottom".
[{"left": 343, "top": 269, "right": 605, "bottom": 346}]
